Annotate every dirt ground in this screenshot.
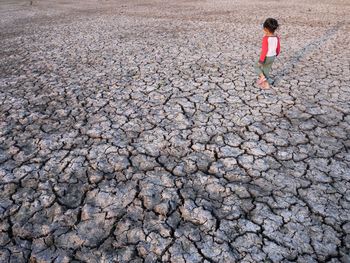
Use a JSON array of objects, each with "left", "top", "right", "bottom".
[{"left": 0, "top": 0, "right": 350, "bottom": 262}]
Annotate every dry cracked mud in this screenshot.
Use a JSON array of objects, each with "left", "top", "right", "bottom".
[{"left": 0, "top": 0, "right": 350, "bottom": 262}]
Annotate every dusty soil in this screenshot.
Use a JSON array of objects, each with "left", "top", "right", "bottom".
[{"left": 0, "top": 0, "right": 350, "bottom": 262}]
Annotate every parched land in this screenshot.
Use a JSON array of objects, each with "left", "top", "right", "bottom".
[{"left": 0, "top": 0, "right": 349, "bottom": 262}]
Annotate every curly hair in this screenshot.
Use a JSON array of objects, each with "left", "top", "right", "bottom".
[{"left": 263, "top": 18, "right": 279, "bottom": 33}]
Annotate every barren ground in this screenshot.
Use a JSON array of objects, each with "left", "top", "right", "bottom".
[{"left": 0, "top": 0, "right": 350, "bottom": 262}]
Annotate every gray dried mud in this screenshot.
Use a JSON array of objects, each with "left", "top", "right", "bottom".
[{"left": 0, "top": 0, "right": 350, "bottom": 262}]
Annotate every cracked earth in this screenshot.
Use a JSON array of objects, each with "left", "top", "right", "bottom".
[{"left": 1, "top": 0, "right": 350, "bottom": 262}]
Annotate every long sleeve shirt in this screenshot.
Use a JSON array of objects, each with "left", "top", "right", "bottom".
[{"left": 259, "top": 35, "right": 280, "bottom": 63}]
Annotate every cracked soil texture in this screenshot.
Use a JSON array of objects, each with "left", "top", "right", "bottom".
[{"left": 0, "top": 0, "right": 350, "bottom": 262}]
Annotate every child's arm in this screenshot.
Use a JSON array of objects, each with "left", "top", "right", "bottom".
[
  {"left": 276, "top": 36, "right": 281, "bottom": 56},
  {"left": 259, "top": 36, "right": 268, "bottom": 64}
]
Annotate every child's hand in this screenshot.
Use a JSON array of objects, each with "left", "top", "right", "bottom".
[{"left": 258, "top": 62, "right": 264, "bottom": 67}]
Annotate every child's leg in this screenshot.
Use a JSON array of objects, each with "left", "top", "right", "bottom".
[
  {"left": 262, "top": 56, "right": 275, "bottom": 81},
  {"left": 254, "top": 61, "right": 265, "bottom": 78}
]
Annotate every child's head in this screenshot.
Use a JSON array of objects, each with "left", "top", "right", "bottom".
[{"left": 263, "top": 18, "right": 279, "bottom": 34}]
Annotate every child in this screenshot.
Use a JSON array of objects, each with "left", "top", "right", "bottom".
[{"left": 255, "top": 18, "right": 280, "bottom": 89}]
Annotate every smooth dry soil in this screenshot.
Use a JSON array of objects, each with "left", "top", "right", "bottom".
[{"left": 0, "top": 0, "right": 350, "bottom": 262}]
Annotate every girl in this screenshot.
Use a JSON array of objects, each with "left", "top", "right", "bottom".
[{"left": 255, "top": 18, "right": 280, "bottom": 89}]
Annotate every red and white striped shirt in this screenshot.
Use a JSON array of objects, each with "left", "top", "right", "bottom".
[{"left": 259, "top": 35, "right": 280, "bottom": 63}]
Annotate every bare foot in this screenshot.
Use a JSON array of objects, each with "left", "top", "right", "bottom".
[
  {"left": 257, "top": 76, "right": 266, "bottom": 85},
  {"left": 260, "top": 81, "right": 270, "bottom": 89}
]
